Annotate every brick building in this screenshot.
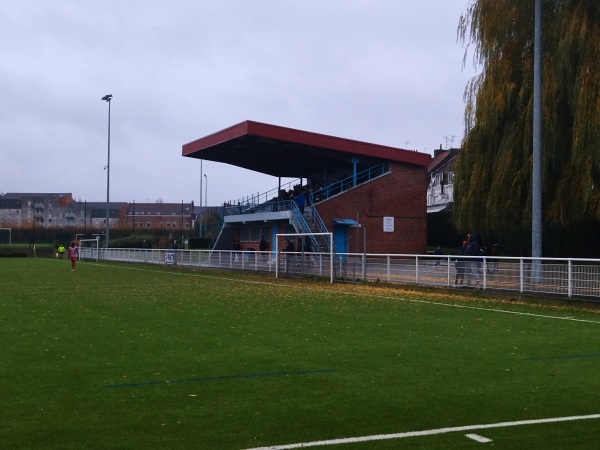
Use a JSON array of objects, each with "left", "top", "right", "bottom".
[
  {"left": 0, "top": 193, "right": 124, "bottom": 230},
  {"left": 124, "top": 202, "right": 195, "bottom": 231},
  {"left": 0, "top": 194, "right": 194, "bottom": 235}
]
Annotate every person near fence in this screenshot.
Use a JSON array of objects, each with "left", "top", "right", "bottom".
[
  {"left": 284, "top": 239, "right": 295, "bottom": 273},
  {"left": 465, "top": 234, "right": 482, "bottom": 287},
  {"left": 259, "top": 237, "right": 268, "bottom": 252},
  {"left": 259, "top": 236, "right": 268, "bottom": 262},
  {"left": 232, "top": 239, "right": 242, "bottom": 263},
  {"left": 142, "top": 239, "right": 150, "bottom": 262},
  {"left": 434, "top": 245, "right": 443, "bottom": 269},
  {"left": 489, "top": 239, "right": 501, "bottom": 274},
  {"left": 454, "top": 240, "right": 468, "bottom": 285},
  {"left": 68, "top": 242, "right": 78, "bottom": 271},
  {"left": 57, "top": 244, "right": 65, "bottom": 260}
]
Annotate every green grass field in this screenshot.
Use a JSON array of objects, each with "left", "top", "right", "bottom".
[{"left": 2, "top": 258, "right": 600, "bottom": 449}]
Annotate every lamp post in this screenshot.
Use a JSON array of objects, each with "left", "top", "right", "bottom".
[
  {"left": 101, "top": 94, "right": 112, "bottom": 248},
  {"left": 203, "top": 174, "right": 207, "bottom": 237}
]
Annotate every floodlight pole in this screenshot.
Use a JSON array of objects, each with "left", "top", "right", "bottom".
[
  {"left": 532, "top": 0, "right": 542, "bottom": 280},
  {"left": 101, "top": 94, "right": 113, "bottom": 248}
]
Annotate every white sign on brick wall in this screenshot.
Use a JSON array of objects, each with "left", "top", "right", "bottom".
[{"left": 383, "top": 216, "right": 394, "bottom": 232}]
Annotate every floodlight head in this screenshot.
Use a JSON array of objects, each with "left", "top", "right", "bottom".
[{"left": 101, "top": 94, "right": 113, "bottom": 102}]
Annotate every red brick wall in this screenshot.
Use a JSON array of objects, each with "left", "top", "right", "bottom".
[{"left": 315, "top": 162, "right": 427, "bottom": 254}]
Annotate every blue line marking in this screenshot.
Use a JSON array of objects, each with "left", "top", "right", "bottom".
[
  {"left": 525, "top": 353, "right": 600, "bottom": 361},
  {"left": 103, "top": 369, "right": 337, "bottom": 388}
]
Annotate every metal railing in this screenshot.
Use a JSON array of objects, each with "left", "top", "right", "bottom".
[
  {"left": 309, "top": 162, "right": 390, "bottom": 204},
  {"left": 82, "top": 249, "right": 600, "bottom": 300}
]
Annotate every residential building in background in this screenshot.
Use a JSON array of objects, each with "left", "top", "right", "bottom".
[
  {"left": 427, "top": 146, "right": 458, "bottom": 214},
  {"left": 0, "top": 193, "right": 194, "bottom": 233}
]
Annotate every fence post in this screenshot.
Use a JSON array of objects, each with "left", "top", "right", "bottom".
[
  {"left": 362, "top": 254, "right": 366, "bottom": 280},
  {"left": 415, "top": 255, "right": 419, "bottom": 285},
  {"left": 387, "top": 255, "right": 391, "bottom": 282},
  {"left": 483, "top": 257, "right": 487, "bottom": 289},
  {"left": 568, "top": 259, "right": 572, "bottom": 298},
  {"left": 520, "top": 258, "right": 524, "bottom": 293}
]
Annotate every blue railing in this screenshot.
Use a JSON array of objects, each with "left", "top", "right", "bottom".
[
  {"left": 310, "top": 162, "right": 390, "bottom": 204},
  {"left": 224, "top": 179, "right": 302, "bottom": 209},
  {"left": 222, "top": 200, "right": 296, "bottom": 216}
]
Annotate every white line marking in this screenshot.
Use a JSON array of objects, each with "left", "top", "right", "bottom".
[
  {"left": 243, "top": 414, "right": 600, "bottom": 449},
  {"left": 87, "top": 261, "right": 600, "bottom": 324},
  {"left": 368, "top": 294, "right": 600, "bottom": 324},
  {"left": 466, "top": 433, "right": 492, "bottom": 443}
]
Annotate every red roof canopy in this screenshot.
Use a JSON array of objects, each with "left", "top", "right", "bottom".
[{"left": 182, "top": 120, "right": 431, "bottom": 178}]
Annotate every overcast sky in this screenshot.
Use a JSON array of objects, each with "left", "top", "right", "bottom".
[{"left": 1, "top": 0, "right": 476, "bottom": 206}]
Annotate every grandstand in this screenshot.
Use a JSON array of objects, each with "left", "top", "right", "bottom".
[{"left": 183, "top": 120, "right": 431, "bottom": 256}]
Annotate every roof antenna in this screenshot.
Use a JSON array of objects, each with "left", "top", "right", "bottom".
[{"left": 443, "top": 135, "right": 458, "bottom": 149}]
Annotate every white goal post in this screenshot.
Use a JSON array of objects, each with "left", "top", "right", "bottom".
[
  {"left": 275, "top": 232, "right": 334, "bottom": 283},
  {"left": 79, "top": 238, "right": 100, "bottom": 261}
]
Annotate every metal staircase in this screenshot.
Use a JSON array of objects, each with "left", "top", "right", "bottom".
[{"left": 288, "top": 204, "right": 332, "bottom": 254}]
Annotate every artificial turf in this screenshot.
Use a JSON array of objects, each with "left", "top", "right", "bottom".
[{"left": 1, "top": 258, "right": 599, "bottom": 449}]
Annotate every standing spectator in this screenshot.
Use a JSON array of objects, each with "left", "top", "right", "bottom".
[
  {"left": 465, "top": 233, "right": 482, "bottom": 287},
  {"left": 284, "top": 240, "right": 295, "bottom": 252},
  {"left": 454, "top": 240, "right": 468, "bottom": 285},
  {"left": 259, "top": 236, "right": 268, "bottom": 252},
  {"left": 232, "top": 239, "right": 242, "bottom": 263},
  {"left": 434, "top": 245, "right": 443, "bottom": 269},
  {"left": 68, "top": 242, "right": 78, "bottom": 272},
  {"left": 295, "top": 191, "right": 306, "bottom": 215},
  {"left": 142, "top": 239, "right": 150, "bottom": 262},
  {"left": 489, "top": 239, "right": 501, "bottom": 274}
]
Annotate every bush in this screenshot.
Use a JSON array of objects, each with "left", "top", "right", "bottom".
[
  {"left": 188, "top": 237, "right": 211, "bottom": 249},
  {"left": 0, "top": 250, "right": 28, "bottom": 257},
  {"left": 108, "top": 234, "right": 155, "bottom": 249}
]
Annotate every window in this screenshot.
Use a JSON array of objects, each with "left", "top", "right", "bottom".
[
  {"left": 262, "top": 226, "right": 271, "bottom": 241},
  {"left": 240, "top": 227, "right": 250, "bottom": 242},
  {"left": 146, "top": 222, "right": 151, "bottom": 228},
  {"left": 250, "top": 226, "right": 260, "bottom": 242}
]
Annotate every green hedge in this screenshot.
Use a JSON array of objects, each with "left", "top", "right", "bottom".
[
  {"left": 108, "top": 234, "right": 156, "bottom": 249},
  {"left": 0, "top": 246, "right": 54, "bottom": 258}
]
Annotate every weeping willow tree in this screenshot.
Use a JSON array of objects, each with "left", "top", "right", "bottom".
[{"left": 454, "top": 0, "right": 600, "bottom": 254}]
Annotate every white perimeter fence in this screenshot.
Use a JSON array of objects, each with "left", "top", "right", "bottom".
[{"left": 80, "top": 248, "right": 600, "bottom": 301}]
